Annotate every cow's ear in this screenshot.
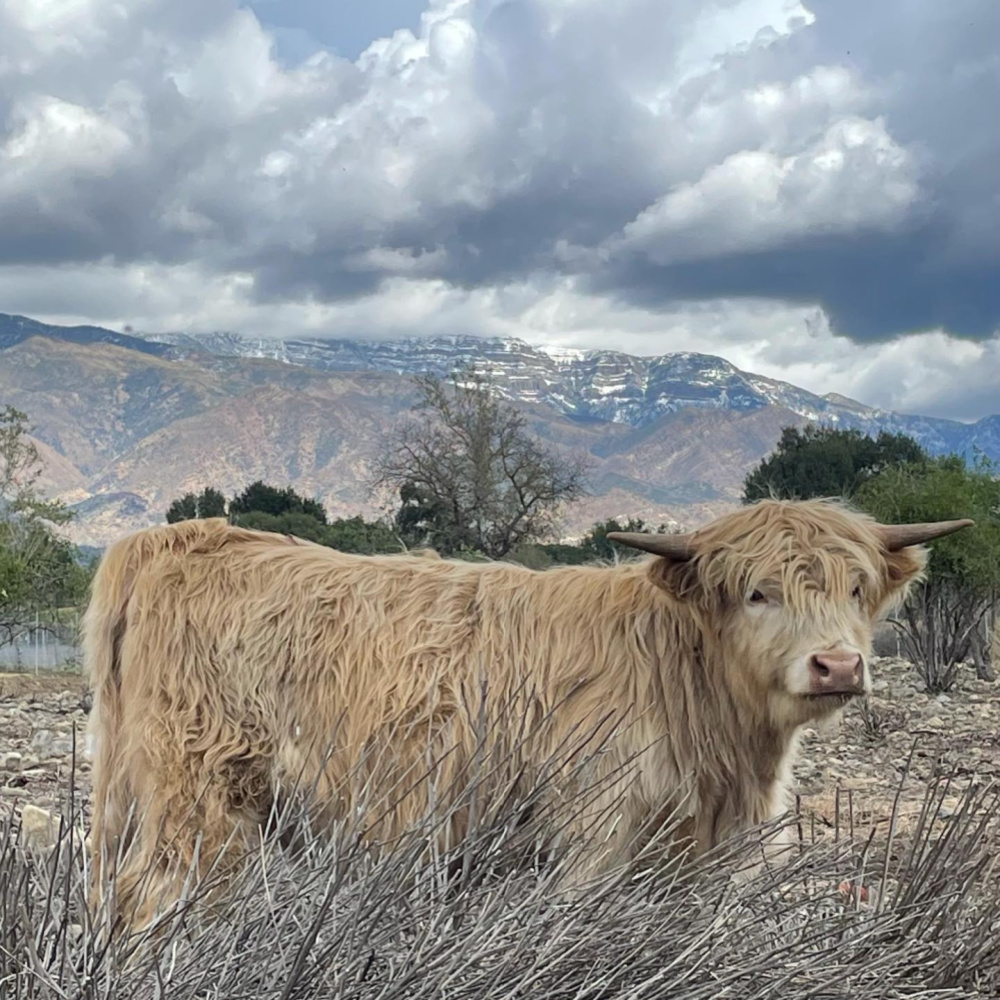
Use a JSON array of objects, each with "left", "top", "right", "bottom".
[
  {"left": 878, "top": 544, "right": 928, "bottom": 608},
  {"left": 646, "top": 555, "right": 701, "bottom": 601}
]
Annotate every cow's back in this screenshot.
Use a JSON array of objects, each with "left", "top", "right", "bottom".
[{"left": 120, "top": 531, "right": 634, "bottom": 804}]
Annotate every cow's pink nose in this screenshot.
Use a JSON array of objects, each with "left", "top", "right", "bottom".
[{"left": 809, "top": 651, "right": 863, "bottom": 695}]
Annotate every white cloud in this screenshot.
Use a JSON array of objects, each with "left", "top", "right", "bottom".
[
  {"left": 2, "top": 93, "right": 138, "bottom": 178},
  {"left": 615, "top": 116, "right": 919, "bottom": 264},
  {"left": 0, "top": 0, "right": 912, "bottom": 275}
]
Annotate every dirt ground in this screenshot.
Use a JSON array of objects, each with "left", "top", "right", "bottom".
[{"left": 2, "top": 656, "right": 999, "bottom": 844}]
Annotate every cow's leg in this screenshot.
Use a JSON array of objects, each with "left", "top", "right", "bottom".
[
  {"left": 107, "top": 722, "right": 276, "bottom": 938},
  {"left": 86, "top": 690, "right": 139, "bottom": 929}
]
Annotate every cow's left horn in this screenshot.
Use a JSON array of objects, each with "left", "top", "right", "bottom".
[
  {"left": 878, "top": 519, "right": 975, "bottom": 551},
  {"left": 605, "top": 531, "right": 696, "bottom": 560}
]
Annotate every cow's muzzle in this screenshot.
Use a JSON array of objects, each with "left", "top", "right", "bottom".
[{"left": 807, "top": 650, "right": 865, "bottom": 697}]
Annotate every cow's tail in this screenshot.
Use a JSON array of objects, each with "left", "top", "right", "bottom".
[{"left": 82, "top": 518, "right": 234, "bottom": 887}]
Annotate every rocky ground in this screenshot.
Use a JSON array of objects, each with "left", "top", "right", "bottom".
[
  {"left": 2, "top": 657, "right": 999, "bottom": 849},
  {"left": 796, "top": 658, "right": 1000, "bottom": 844}
]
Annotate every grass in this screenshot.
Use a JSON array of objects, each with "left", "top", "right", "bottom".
[{"left": 2, "top": 723, "right": 999, "bottom": 1000}]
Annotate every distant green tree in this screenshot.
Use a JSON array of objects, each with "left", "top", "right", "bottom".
[
  {"left": 743, "top": 425, "right": 928, "bottom": 503},
  {"left": 394, "top": 480, "right": 453, "bottom": 553},
  {"left": 0, "top": 406, "right": 88, "bottom": 642},
  {"left": 856, "top": 452, "right": 1000, "bottom": 689},
  {"left": 505, "top": 542, "right": 554, "bottom": 570},
  {"left": 229, "top": 481, "right": 327, "bottom": 524},
  {"left": 0, "top": 524, "right": 85, "bottom": 610},
  {"left": 232, "top": 510, "right": 329, "bottom": 544},
  {"left": 324, "top": 515, "right": 402, "bottom": 555},
  {"left": 0, "top": 407, "right": 73, "bottom": 529},
  {"left": 579, "top": 517, "right": 671, "bottom": 562},
  {"left": 166, "top": 493, "right": 198, "bottom": 523},
  {"left": 167, "top": 481, "right": 328, "bottom": 528},
  {"left": 198, "top": 486, "right": 227, "bottom": 518},
  {"left": 166, "top": 486, "right": 229, "bottom": 522},
  {"left": 537, "top": 542, "right": 591, "bottom": 566},
  {"left": 165, "top": 479, "right": 406, "bottom": 553}
]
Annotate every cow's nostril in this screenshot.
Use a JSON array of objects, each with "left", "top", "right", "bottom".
[{"left": 809, "top": 651, "right": 864, "bottom": 696}]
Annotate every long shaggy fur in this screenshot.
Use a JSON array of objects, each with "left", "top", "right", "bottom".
[{"left": 82, "top": 501, "right": 927, "bottom": 933}]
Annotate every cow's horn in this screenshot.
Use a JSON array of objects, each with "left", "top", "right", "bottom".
[
  {"left": 878, "top": 519, "right": 974, "bottom": 550},
  {"left": 605, "top": 531, "right": 696, "bottom": 560}
]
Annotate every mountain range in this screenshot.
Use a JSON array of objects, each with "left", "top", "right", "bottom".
[{"left": 1, "top": 312, "right": 997, "bottom": 550}]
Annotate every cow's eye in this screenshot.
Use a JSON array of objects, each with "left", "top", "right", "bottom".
[
  {"left": 852, "top": 585, "right": 863, "bottom": 602},
  {"left": 748, "top": 589, "right": 766, "bottom": 605}
]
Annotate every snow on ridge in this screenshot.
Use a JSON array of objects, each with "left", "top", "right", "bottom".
[{"left": 129, "top": 327, "right": 979, "bottom": 447}]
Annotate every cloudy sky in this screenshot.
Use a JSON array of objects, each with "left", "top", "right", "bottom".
[{"left": 1, "top": 0, "right": 998, "bottom": 422}]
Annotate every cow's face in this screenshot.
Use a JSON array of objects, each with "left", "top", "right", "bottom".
[
  {"left": 612, "top": 501, "right": 971, "bottom": 730},
  {"left": 707, "top": 541, "right": 920, "bottom": 728}
]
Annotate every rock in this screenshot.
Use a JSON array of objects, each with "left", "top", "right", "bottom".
[
  {"left": 925, "top": 716, "right": 946, "bottom": 728},
  {"left": 18, "top": 804, "right": 89, "bottom": 853},
  {"left": 19, "top": 804, "right": 59, "bottom": 851},
  {"left": 1, "top": 752, "right": 22, "bottom": 772},
  {"left": 30, "top": 729, "right": 74, "bottom": 758},
  {"left": 872, "top": 679, "right": 890, "bottom": 694}
]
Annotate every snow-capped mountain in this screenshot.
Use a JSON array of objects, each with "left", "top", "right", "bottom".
[
  {"left": 143, "top": 327, "right": 996, "bottom": 459},
  {"left": 2, "top": 312, "right": 997, "bottom": 549}
]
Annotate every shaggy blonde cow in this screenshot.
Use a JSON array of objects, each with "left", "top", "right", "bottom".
[{"left": 82, "top": 500, "right": 971, "bottom": 932}]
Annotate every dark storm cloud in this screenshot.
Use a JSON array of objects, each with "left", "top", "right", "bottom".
[
  {"left": 590, "top": 222, "right": 1000, "bottom": 343},
  {"left": 710, "top": 0, "right": 1000, "bottom": 340}
]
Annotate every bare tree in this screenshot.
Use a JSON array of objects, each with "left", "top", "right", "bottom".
[
  {"left": 375, "top": 368, "right": 590, "bottom": 559},
  {"left": 891, "top": 583, "right": 996, "bottom": 691}
]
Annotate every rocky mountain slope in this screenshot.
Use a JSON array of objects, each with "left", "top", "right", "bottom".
[
  {"left": 146, "top": 325, "right": 1000, "bottom": 458},
  {"left": 0, "top": 313, "right": 997, "bottom": 549}
]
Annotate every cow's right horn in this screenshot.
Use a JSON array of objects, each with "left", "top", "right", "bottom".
[
  {"left": 606, "top": 531, "right": 696, "bottom": 560},
  {"left": 877, "top": 519, "right": 975, "bottom": 551}
]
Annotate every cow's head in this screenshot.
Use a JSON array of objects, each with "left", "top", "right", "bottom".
[{"left": 609, "top": 500, "right": 973, "bottom": 729}]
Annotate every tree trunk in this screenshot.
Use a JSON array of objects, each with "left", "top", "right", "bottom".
[{"left": 969, "top": 625, "right": 996, "bottom": 682}]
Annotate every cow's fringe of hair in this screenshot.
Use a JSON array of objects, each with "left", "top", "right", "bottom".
[{"left": 3, "top": 724, "right": 1000, "bottom": 999}]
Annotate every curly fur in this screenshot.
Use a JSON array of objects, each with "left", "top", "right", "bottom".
[{"left": 83, "top": 500, "right": 927, "bottom": 933}]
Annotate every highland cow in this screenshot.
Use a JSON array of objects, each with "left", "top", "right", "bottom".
[{"left": 82, "top": 501, "right": 971, "bottom": 932}]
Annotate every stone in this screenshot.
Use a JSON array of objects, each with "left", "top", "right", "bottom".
[
  {"left": 1, "top": 752, "right": 22, "bottom": 772},
  {"left": 17, "top": 803, "right": 89, "bottom": 853},
  {"left": 19, "top": 804, "right": 60, "bottom": 851},
  {"left": 30, "top": 729, "right": 74, "bottom": 757}
]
